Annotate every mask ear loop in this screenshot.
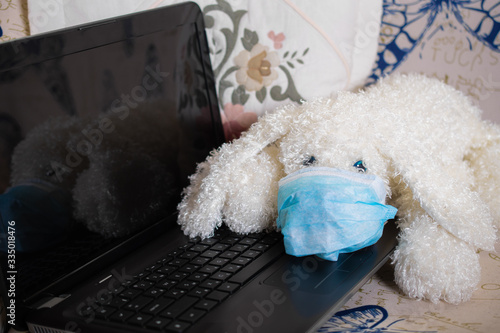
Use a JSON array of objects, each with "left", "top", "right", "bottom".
[{"left": 281, "top": 0, "right": 352, "bottom": 90}]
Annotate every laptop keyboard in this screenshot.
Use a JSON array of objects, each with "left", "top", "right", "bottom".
[{"left": 78, "top": 228, "right": 284, "bottom": 332}]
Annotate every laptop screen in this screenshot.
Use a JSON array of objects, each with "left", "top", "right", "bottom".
[{"left": 0, "top": 3, "right": 223, "bottom": 304}]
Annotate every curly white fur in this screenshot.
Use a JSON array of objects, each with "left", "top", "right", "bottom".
[{"left": 178, "top": 73, "right": 500, "bottom": 304}]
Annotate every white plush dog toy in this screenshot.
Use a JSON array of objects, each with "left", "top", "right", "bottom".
[{"left": 178, "top": 73, "right": 500, "bottom": 304}]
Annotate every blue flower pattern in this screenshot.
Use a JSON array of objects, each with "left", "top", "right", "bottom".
[
  {"left": 319, "top": 305, "right": 437, "bottom": 333},
  {"left": 370, "top": 0, "right": 500, "bottom": 83}
]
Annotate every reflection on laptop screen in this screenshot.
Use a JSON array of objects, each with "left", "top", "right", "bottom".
[{"left": 0, "top": 6, "right": 222, "bottom": 307}]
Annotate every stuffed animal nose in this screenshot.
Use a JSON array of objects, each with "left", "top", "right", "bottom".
[
  {"left": 303, "top": 156, "right": 316, "bottom": 166},
  {"left": 353, "top": 160, "right": 366, "bottom": 173}
]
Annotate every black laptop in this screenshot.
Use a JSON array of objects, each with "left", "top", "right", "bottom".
[{"left": 0, "top": 2, "right": 398, "bottom": 332}]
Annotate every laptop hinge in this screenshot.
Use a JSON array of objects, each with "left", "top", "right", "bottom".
[
  {"left": 35, "top": 294, "right": 71, "bottom": 309},
  {"left": 27, "top": 322, "right": 75, "bottom": 333}
]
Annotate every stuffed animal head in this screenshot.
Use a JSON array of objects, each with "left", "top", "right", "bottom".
[
  {"left": 10, "top": 115, "right": 90, "bottom": 190},
  {"left": 269, "top": 97, "right": 392, "bottom": 186}
]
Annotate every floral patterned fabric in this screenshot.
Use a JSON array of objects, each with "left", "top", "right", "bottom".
[
  {"left": 0, "top": 0, "right": 29, "bottom": 42},
  {"left": 370, "top": 0, "right": 500, "bottom": 123}
]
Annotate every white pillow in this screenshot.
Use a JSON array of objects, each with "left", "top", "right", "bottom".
[{"left": 28, "top": 0, "right": 381, "bottom": 137}]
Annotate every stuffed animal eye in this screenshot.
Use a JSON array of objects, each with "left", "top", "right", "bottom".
[
  {"left": 353, "top": 160, "right": 366, "bottom": 173},
  {"left": 303, "top": 156, "right": 316, "bottom": 166},
  {"left": 46, "top": 169, "right": 55, "bottom": 177}
]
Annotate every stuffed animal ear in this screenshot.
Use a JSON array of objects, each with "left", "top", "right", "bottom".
[
  {"left": 177, "top": 103, "right": 307, "bottom": 238},
  {"left": 388, "top": 146, "right": 497, "bottom": 251},
  {"left": 465, "top": 121, "right": 500, "bottom": 226}
]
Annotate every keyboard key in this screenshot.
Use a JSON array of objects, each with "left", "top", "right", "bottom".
[
  {"left": 198, "top": 265, "right": 218, "bottom": 274},
  {"left": 166, "top": 320, "right": 191, "bottom": 332},
  {"left": 211, "top": 271, "right": 232, "bottom": 281},
  {"left": 221, "top": 264, "right": 242, "bottom": 273},
  {"left": 260, "top": 234, "right": 282, "bottom": 245},
  {"left": 179, "top": 243, "right": 193, "bottom": 251},
  {"left": 131, "top": 280, "right": 154, "bottom": 290},
  {"left": 121, "top": 278, "right": 137, "bottom": 288},
  {"left": 239, "top": 237, "right": 258, "bottom": 246},
  {"left": 251, "top": 243, "right": 270, "bottom": 251},
  {"left": 230, "top": 244, "right": 249, "bottom": 252},
  {"left": 177, "top": 280, "right": 198, "bottom": 291},
  {"left": 199, "top": 279, "right": 222, "bottom": 290},
  {"left": 206, "top": 290, "right": 229, "bottom": 302},
  {"left": 156, "top": 257, "right": 172, "bottom": 265},
  {"left": 119, "top": 289, "right": 142, "bottom": 299},
  {"left": 144, "top": 287, "right": 166, "bottom": 298},
  {"left": 157, "top": 279, "right": 176, "bottom": 289},
  {"left": 220, "top": 236, "right": 240, "bottom": 245},
  {"left": 241, "top": 250, "right": 261, "bottom": 259},
  {"left": 109, "top": 286, "right": 125, "bottom": 295},
  {"left": 95, "top": 306, "right": 114, "bottom": 319},
  {"left": 246, "top": 232, "right": 265, "bottom": 240},
  {"left": 143, "top": 298, "right": 173, "bottom": 316},
  {"left": 190, "top": 257, "right": 210, "bottom": 266},
  {"left": 123, "top": 296, "right": 152, "bottom": 312},
  {"left": 187, "top": 272, "right": 209, "bottom": 282},
  {"left": 145, "top": 264, "right": 160, "bottom": 272},
  {"left": 109, "top": 297, "right": 129, "bottom": 308},
  {"left": 146, "top": 317, "right": 171, "bottom": 330},
  {"left": 200, "top": 250, "right": 220, "bottom": 258},
  {"left": 232, "top": 257, "right": 252, "bottom": 266},
  {"left": 134, "top": 271, "right": 150, "bottom": 279},
  {"left": 209, "top": 258, "right": 229, "bottom": 266},
  {"left": 161, "top": 296, "right": 197, "bottom": 319},
  {"left": 170, "top": 259, "right": 189, "bottom": 267},
  {"left": 156, "top": 265, "right": 176, "bottom": 275},
  {"left": 179, "top": 309, "right": 206, "bottom": 323},
  {"left": 164, "top": 289, "right": 187, "bottom": 299},
  {"left": 188, "top": 287, "right": 211, "bottom": 298},
  {"left": 194, "top": 299, "right": 217, "bottom": 311},
  {"left": 146, "top": 273, "right": 166, "bottom": 282},
  {"left": 219, "top": 251, "right": 239, "bottom": 259},
  {"left": 178, "top": 264, "right": 199, "bottom": 274},
  {"left": 168, "top": 249, "right": 185, "bottom": 257},
  {"left": 109, "top": 309, "right": 134, "bottom": 322},
  {"left": 179, "top": 251, "right": 198, "bottom": 260},
  {"left": 229, "top": 244, "right": 249, "bottom": 252},
  {"left": 169, "top": 272, "right": 189, "bottom": 281},
  {"left": 190, "top": 244, "right": 209, "bottom": 252},
  {"left": 127, "top": 313, "right": 152, "bottom": 326},
  {"left": 200, "top": 238, "right": 218, "bottom": 246},
  {"left": 210, "top": 243, "right": 229, "bottom": 251},
  {"left": 217, "top": 282, "right": 239, "bottom": 293}
]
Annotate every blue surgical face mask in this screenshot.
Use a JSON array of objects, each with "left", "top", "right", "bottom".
[{"left": 276, "top": 167, "right": 397, "bottom": 261}]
